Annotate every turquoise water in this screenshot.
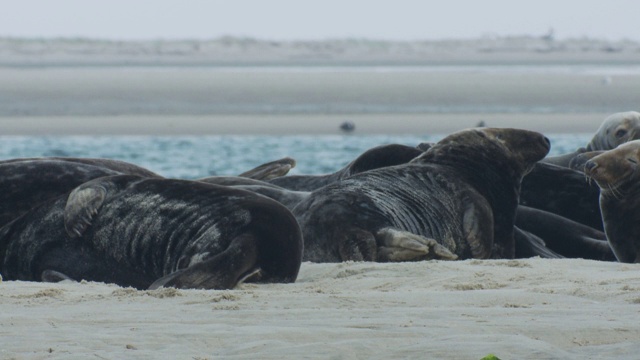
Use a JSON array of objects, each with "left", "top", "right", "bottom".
[{"left": 0, "top": 133, "right": 590, "bottom": 179}]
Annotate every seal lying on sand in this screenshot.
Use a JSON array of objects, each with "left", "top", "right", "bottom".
[
  {"left": 269, "top": 144, "right": 424, "bottom": 191},
  {"left": 543, "top": 111, "right": 640, "bottom": 167},
  {"left": 292, "top": 128, "right": 550, "bottom": 262},
  {"left": 0, "top": 160, "right": 161, "bottom": 228},
  {"left": 583, "top": 140, "right": 640, "bottom": 263},
  {"left": 0, "top": 175, "right": 303, "bottom": 289}
]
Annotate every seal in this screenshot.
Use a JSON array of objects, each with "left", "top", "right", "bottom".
[
  {"left": 0, "top": 159, "right": 159, "bottom": 228},
  {"left": 0, "top": 157, "right": 161, "bottom": 177},
  {"left": 0, "top": 175, "right": 303, "bottom": 289},
  {"left": 542, "top": 111, "right": 640, "bottom": 167},
  {"left": 583, "top": 140, "right": 640, "bottom": 262},
  {"left": 269, "top": 143, "right": 424, "bottom": 191},
  {"left": 292, "top": 127, "right": 550, "bottom": 262},
  {"left": 237, "top": 157, "right": 296, "bottom": 180},
  {"left": 520, "top": 162, "right": 602, "bottom": 230},
  {"left": 515, "top": 206, "right": 615, "bottom": 261}
]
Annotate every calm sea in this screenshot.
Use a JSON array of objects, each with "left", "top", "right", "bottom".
[
  {"left": 1, "top": 63, "right": 626, "bottom": 177},
  {"left": 0, "top": 134, "right": 589, "bottom": 178}
]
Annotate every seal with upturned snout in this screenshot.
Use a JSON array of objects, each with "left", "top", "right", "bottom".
[
  {"left": 292, "top": 128, "right": 550, "bottom": 262},
  {"left": 542, "top": 111, "right": 640, "bottom": 167},
  {"left": 583, "top": 140, "right": 640, "bottom": 263},
  {"left": 0, "top": 175, "right": 303, "bottom": 289}
]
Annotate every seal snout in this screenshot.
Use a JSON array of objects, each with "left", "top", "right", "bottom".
[{"left": 584, "top": 160, "right": 598, "bottom": 174}]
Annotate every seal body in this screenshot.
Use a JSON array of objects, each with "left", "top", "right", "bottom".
[
  {"left": 0, "top": 160, "right": 146, "bottom": 228},
  {"left": 0, "top": 157, "right": 161, "bottom": 177},
  {"left": 292, "top": 128, "right": 550, "bottom": 262},
  {"left": 583, "top": 140, "right": 640, "bottom": 263},
  {"left": 269, "top": 144, "right": 424, "bottom": 191},
  {"left": 0, "top": 175, "right": 303, "bottom": 289}
]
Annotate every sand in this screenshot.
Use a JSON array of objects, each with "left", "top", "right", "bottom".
[{"left": 2, "top": 259, "right": 640, "bottom": 359}]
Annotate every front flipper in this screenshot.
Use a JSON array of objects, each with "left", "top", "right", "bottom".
[
  {"left": 149, "top": 232, "right": 260, "bottom": 290},
  {"left": 375, "top": 228, "right": 458, "bottom": 262},
  {"left": 64, "top": 184, "right": 107, "bottom": 238}
]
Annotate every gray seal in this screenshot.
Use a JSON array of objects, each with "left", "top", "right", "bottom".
[
  {"left": 0, "top": 159, "right": 161, "bottom": 228},
  {"left": 0, "top": 175, "right": 303, "bottom": 289},
  {"left": 542, "top": 111, "right": 640, "bottom": 167},
  {"left": 292, "top": 128, "right": 550, "bottom": 262},
  {"left": 583, "top": 140, "right": 640, "bottom": 263}
]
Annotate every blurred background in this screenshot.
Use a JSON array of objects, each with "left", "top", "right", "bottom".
[{"left": 0, "top": 0, "right": 638, "bottom": 176}]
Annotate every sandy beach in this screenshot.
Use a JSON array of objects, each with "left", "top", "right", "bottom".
[{"left": 2, "top": 259, "right": 640, "bottom": 359}]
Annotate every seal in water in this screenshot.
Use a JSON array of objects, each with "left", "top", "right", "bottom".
[
  {"left": 583, "top": 140, "right": 640, "bottom": 263},
  {"left": 292, "top": 128, "right": 550, "bottom": 262},
  {"left": 542, "top": 111, "right": 640, "bottom": 167},
  {"left": 269, "top": 143, "right": 424, "bottom": 191},
  {"left": 0, "top": 175, "right": 303, "bottom": 289}
]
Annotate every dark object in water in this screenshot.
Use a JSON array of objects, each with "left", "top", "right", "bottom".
[{"left": 340, "top": 121, "right": 355, "bottom": 132}]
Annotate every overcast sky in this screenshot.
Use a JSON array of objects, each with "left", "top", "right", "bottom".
[{"left": 1, "top": 0, "right": 638, "bottom": 41}]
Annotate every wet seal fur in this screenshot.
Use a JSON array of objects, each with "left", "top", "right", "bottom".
[
  {"left": 269, "top": 144, "right": 424, "bottom": 191},
  {"left": 292, "top": 128, "right": 550, "bottom": 262},
  {"left": 0, "top": 175, "right": 303, "bottom": 289},
  {"left": 583, "top": 140, "right": 640, "bottom": 263}
]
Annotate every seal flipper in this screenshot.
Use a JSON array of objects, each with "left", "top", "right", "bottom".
[
  {"left": 41, "top": 269, "right": 74, "bottom": 283},
  {"left": 238, "top": 157, "right": 296, "bottom": 181},
  {"left": 375, "top": 228, "right": 458, "bottom": 262},
  {"left": 148, "top": 232, "right": 260, "bottom": 290},
  {"left": 64, "top": 184, "right": 107, "bottom": 238}
]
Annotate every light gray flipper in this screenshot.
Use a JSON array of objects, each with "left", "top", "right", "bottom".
[{"left": 375, "top": 228, "right": 458, "bottom": 262}]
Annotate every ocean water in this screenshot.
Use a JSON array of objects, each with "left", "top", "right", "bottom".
[{"left": 0, "top": 133, "right": 590, "bottom": 179}]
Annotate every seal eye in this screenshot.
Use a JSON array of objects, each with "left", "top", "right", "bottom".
[{"left": 615, "top": 129, "right": 627, "bottom": 139}]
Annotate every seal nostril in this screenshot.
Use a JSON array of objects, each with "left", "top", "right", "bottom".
[
  {"left": 543, "top": 136, "right": 550, "bottom": 147},
  {"left": 584, "top": 160, "right": 597, "bottom": 171}
]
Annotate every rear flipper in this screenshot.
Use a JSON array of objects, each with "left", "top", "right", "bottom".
[
  {"left": 375, "top": 228, "right": 458, "bottom": 262},
  {"left": 41, "top": 270, "right": 74, "bottom": 283},
  {"left": 149, "top": 232, "right": 260, "bottom": 290}
]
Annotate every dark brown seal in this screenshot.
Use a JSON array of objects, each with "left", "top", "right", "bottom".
[
  {"left": 0, "top": 175, "right": 303, "bottom": 289},
  {"left": 292, "top": 128, "right": 550, "bottom": 262},
  {"left": 583, "top": 140, "right": 640, "bottom": 263}
]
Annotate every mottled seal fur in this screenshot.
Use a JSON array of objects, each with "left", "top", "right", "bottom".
[
  {"left": 543, "top": 111, "right": 640, "bottom": 167},
  {"left": 0, "top": 160, "right": 159, "bottom": 228},
  {"left": 269, "top": 143, "right": 424, "bottom": 191},
  {"left": 583, "top": 140, "right": 640, "bottom": 262},
  {"left": 292, "top": 128, "right": 550, "bottom": 262},
  {"left": 0, "top": 175, "right": 303, "bottom": 289}
]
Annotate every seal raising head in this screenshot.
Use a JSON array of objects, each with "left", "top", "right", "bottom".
[
  {"left": 583, "top": 140, "right": 640, "bottom": 263},
  {"left": 293, "top": 127, "right": 550, "bottom": 262},
  {"left": 586, "top": 111, "right": 640, "bottom": 151}
]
